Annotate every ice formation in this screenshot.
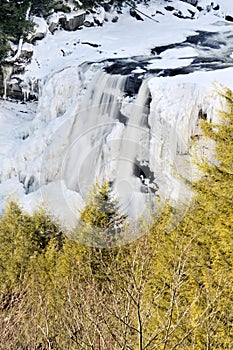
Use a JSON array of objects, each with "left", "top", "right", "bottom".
[{"left": 0, "top": 61, "right": 225, "bottom": 227}]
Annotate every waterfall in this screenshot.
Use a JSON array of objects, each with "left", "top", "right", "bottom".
[
  {"left": 113, "top": 80, "right": 155, "bottom": 215},
  {"left": 0, "top": 62, "right": 223, "bottom": 227},
  {"left": 38, "top": 67, "right": 197, "bottom": 220},
  {"left": 61, "top": 69, "right": 127, "bottom": 194},
  {"left": 37, "top": 67, "right": 158, "bottom": 220}
]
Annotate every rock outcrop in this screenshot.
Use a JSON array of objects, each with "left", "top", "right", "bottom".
[
  {"left": 48, "top": 10, "right": 86, "bottom": 33},
  {"left": 181, "top": 0, "right": 198, "bottom": 6},
  {"left": 28, "top": 17, "right": 47, "bottom": 43}
]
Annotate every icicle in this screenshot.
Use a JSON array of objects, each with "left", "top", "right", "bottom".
[{"left": 2, "top": 65, "right": 13, "bottom": 99}]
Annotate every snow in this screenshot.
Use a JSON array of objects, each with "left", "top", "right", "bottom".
[
  {"left": 20, "top": 1, "right": 231, "bottom": 83},
  {"left": 66, "top": 10, "right": 86, "bottom": 20},
  {"left": 22, "top": 43, "right": 34, "bottom": 52},
  {"left": 147, "top": 46, "right": 198, "bottom": 69},
  {"left": 32, "top": 16, "right": 48, "bottom": 35},
  {"left": 147, "top": 57, "right": 194, "bottom": 69},
  {"left": 151, "top": 67, "right": 233, "bottom": 90},
  {"left": 161, "top": 47, "right": 198, "bottom": 59},
  {"left": 205, "top": 0, "right": 233, "bottom": 14},
  {"left": 131, "top": 67, "right": 147, "bottom": 74},
  {"left": 1, "top": 0, "right": 233, "bottom": 227}
]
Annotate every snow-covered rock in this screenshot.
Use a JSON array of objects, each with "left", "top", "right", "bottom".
[
  {"left": 20, "top": 43, "right": 34, "bottom": 61},
  {"left": 182, "top": 0, "right": 198, "bottom": 6},
  {"left": 48, "top": 10, "right": 85, "bottom": 33},
  {"left": 93, "top": 6, "right": 105, "bottom": 26},
  {"left": 28, "top": 17, "right": 48, "bottom": 43},
  {"left": 64, "top": 10, "right": 86, "bottom": 30},
  {"left": 83, "top": 13, "right": 95, "bottom": 27}
]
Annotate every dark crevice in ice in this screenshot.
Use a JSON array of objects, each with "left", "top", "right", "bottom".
[{"left": 133, "top": 160, "right": 158, "bottom": 194}]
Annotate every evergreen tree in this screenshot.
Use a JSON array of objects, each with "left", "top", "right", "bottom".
[
  {"left": 77, "top": 180, "right": 127, "bottom": 247},
  {"left": 31, "top": 0, "right": 55, "bottom": 16},
  {"left": 0, "top": 0, "right": 32, "bottom": 39},
  {"left": 0, "top": 201, "right": 63, "bottom": 288},
  {"left": 0, "top": 34, "right": 9, "bottom": 63}
]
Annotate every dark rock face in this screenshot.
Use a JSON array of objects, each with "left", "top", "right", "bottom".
[
  {"left": 29, "top": 32, "right": 45, "bottom": 44},
  {"left": 165, "top": 6, "right": 175, "bottom": 11},
  {"left": 49, "top": 12, "right": 86, "bottom": 33},
  {"left": 112, "top": 16, "right": 118, "bottom": 23},
  {"left": 94, "top": 17, "right": 103, "bottom": 26},
  {"left": 173, "top": 11, "right": 188, "bottom": 19},
  {"left": 0, "top": 65, "right": 38, "bottom": 101},
  {"left": 213, "top": 4, "right": 220, "bottom": 11},
  {"left": 81, "top": 42, "right": 100, "bottom": 48},
  {"left": 0, "top": 76, "right": 23, "bottom": 100},
  {"left": 48, "top": 22, "right": 57, "bottom": 34},
  {"left": 188, "top": 9, "right": 195, "bottom": 17},
  {"left": 133, "top": 160, "right": 158, "bottom": 194},
  {"left": 198, "top": 108, "right": 207, "bottom": 120},
  {"left": 225, "top": 15, "right": 233, "bottom": 22},
  {"left": 180, "top": 0, "right": 198, "bottom": 6},
  {"left": 62, "top": 12, "right": 86, "bottom": 31},
  {"left": 129, "top": 9, "right": 144, "bottom": 21},
  {"left": 124, "top": 75, "right": 142, "bottom": 96}
]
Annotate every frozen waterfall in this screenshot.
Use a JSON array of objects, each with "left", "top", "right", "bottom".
[{"left": 0, "top": 62, "right": 224, "bottom": 227}]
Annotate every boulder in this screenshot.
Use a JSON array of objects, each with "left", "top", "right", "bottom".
[
  {"left": 225, "top": 15, "right": 233, "bottom": 22},
  {"left": 112, "top": 16, "right": 119, "bottom": 23},
  {"left": 0, "top": 75, "right": 25, "bottom": 100},
  {"left": 28, "top": 17, "right": 47, "bottom": 43},
  {"left": 48, "top": 13, "right": 61, "bottom": 33},
  {"left": 8, "top": 78, "right": 24, "bottom": 100},
  {"left": 49, "top": 21, "right": 59, "bottom": 34},
  {"left": 65, "top": 11, "right": 86, "bottom": 30},
  {"left": 19, "top": 43, "right": 34, "bottom": 61},
  {"left": 129, "top": 8, "right": 144, "bottom": 21},
  {"left": 48, "top": 11, "right": 85, "bottom": 33},
  {"left": 180, "top": 0, "right": 198, "bottom": 6},
  {"left": 83, "top": 14, "right": 95, "bottom": 27},
  {"left": 93, "top": 6, "right": 105, "bottom": 26},
  {"left": 213, "top": 4, "right": 220, "bottom": 11},
  {"left": 165, "top": 6, "right": 175, "bottom": 11}
]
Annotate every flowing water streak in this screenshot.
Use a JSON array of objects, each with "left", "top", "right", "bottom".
[{"left": 62, "top": 70, "right": 127, "bottom": 195}]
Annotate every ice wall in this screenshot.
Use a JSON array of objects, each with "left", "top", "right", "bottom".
[{"left": 0, "top": 63, "right": 224, "bottom": 227}]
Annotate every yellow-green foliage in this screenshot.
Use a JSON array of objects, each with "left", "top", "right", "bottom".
[
  {"left": 0, "top": 88, "right": 233, "bottom": 349},
  {"left": 77, "top": 180, "right": 127, "bottom": 247},
  {"left": 0, "top": 201, "right": 63, "bottom": 288}
]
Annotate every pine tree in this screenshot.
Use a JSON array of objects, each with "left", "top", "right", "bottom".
[
  {"left": 77, "top": 180, "right": 127, "bottom": 248},
  {"left": 0, "top": 0, "right": 33, "bottom": 39},
  {"left": 0, "top": 201, "right": 63, "bottom": 288}
]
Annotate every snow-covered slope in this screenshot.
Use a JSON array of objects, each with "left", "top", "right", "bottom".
[{"left": 1, "top": 0, "right": 233, "bottom": 228}]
